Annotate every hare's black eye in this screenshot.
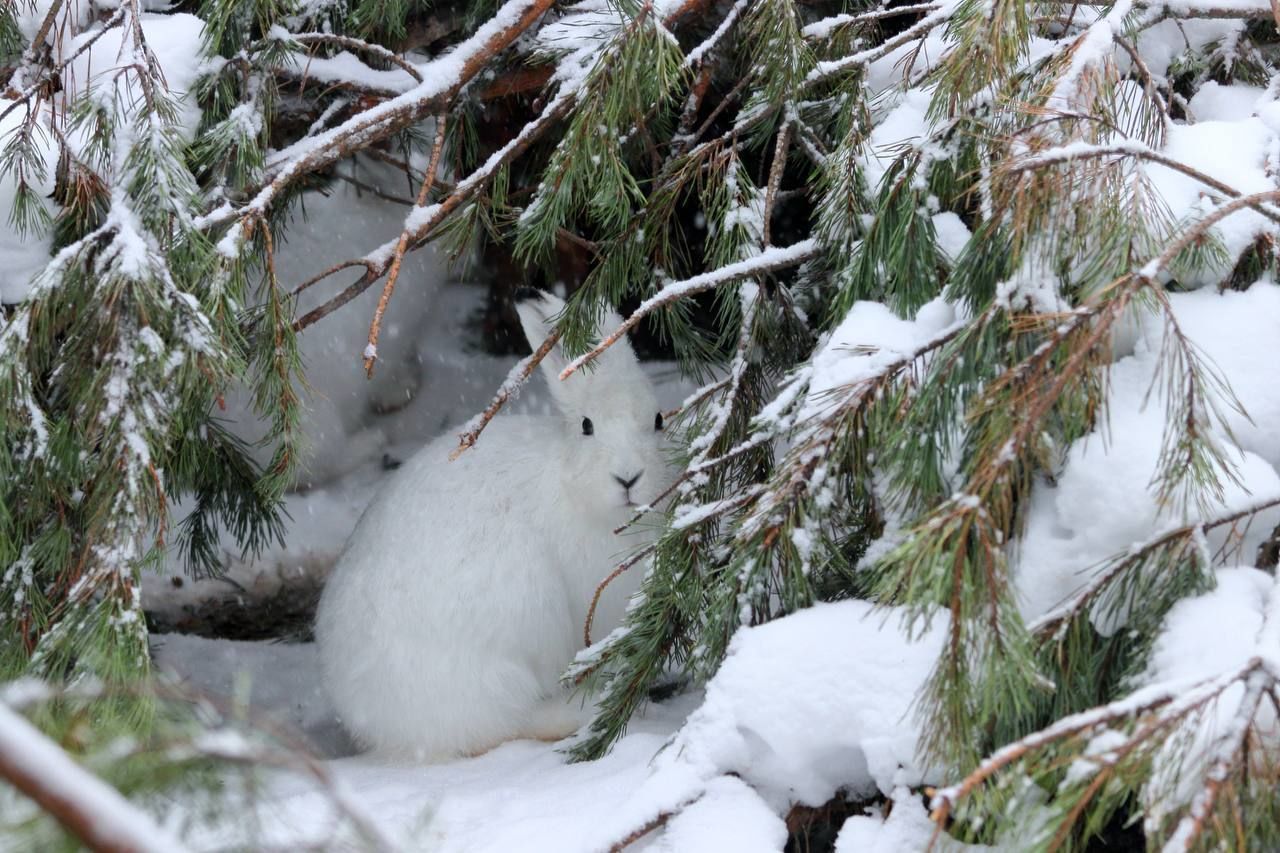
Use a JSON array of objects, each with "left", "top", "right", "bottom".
[
  {"left": 654, "top": 412, "right": 664, "bottom": 431},
  {"left": 582, "top": 417, "right": 594, "bottom": 436}
]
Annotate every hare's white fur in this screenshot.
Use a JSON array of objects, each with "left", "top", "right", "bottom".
[{"left": 315, "top": 293, "right": 672, "bottom": 760}]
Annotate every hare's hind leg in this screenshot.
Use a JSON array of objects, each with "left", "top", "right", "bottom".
[{"left": 518, "top": 695, "right": 595, "bottom": 743}]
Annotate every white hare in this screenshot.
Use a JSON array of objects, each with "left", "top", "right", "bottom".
[{"left": 314, "top": 291, "right": 672, "bottom": 760}]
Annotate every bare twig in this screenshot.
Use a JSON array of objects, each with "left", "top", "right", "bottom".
[
  {"left": 584, "top": 544, "right": 657, "bottom": 647},
  {"left": 332, "top": 170, "right": 417, "bottom": 206},
  {"left": 289, "top": 258, "right": 376, "bottom": 299},
  {"left": 363, "top": 113, "right": 448, "bottom": 377},
  {"left": 450, "top": 329, "right": 562, "bottom": 458}
]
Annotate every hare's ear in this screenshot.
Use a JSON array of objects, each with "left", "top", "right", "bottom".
[{"left": 514, "top": 288, "right": 572, "bottom": 384}]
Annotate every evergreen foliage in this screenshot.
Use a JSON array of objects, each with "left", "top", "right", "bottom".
[{"left": 3, "top": 0, "right": 1280, "bottom": 848}]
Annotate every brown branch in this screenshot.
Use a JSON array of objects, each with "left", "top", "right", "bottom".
[
  {"left": 762, "top": 122, "right": 792, "bottom": 249},
  {"left": 557, "top": 227, "right": 601, "bottom": 257},
  {"left": 608, "top": 804, "right": 695, "bottom": 852},
  {"left": 363, "top": 112, "right": 448, "bottom": 377},
  {"left": 478, "top": 65, "right": 554, "bottom": 99},
  {"left": 689, "top": 74, "right": 751, "bottom": 146}
]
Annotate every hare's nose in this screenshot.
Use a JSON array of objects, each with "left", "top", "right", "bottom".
[{"left": 614, "top": 470, "right": 643, "bottom": 490}]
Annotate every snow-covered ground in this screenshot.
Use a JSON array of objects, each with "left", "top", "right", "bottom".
[{"left": 151, "top": 601, "right": 954, "bottom": 851}]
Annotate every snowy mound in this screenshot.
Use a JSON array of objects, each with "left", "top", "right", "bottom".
[{"left": 657, "top": 600, "right": 947, "bottom": 808}]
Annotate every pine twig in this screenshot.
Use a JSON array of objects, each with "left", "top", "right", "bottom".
[
  {"left": 292, "top": 32, "right": 425, "bottom": 83},
  {"left": 1030, "top": 493, "right": 1280, "bottom": 637},
  {"left": 209, "top": 0, "right": 557, "bottom": 234},
  {"left": 1005, "top": 142, "right": 1280, "bottom": 226},
  {"left": 927, "top": 661, "right": 1262, "bottom": 829},
  {"left": 0, "top": 703, "right": 190, "bottom": 853}
]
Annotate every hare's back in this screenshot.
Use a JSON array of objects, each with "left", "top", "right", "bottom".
[{"left": 336, "top": 417, "right": 562, "bottom": 580}]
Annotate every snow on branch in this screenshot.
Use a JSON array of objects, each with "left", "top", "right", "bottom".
[
  {"left": 1031, "top": 493, "right": 1280, "bottom": 638},
  {"left": 805, "top": 1, "right": 958, "bottom": 84},
  {"left": 1034, "top": 0, "right": 1280, "bottom": 18},
  {"left": 802, "top": 3, "right": 941, "bottom": 39},
  {"left": 210, "top": 0, "right": 557, "bottom": 236},
  {"left": 928, "top": 659, "right": 1264, "bottom": 820},
  {"left": 559, "top": 239, "right": 819, "bottom": 380},
  {"left": 292, "top": 86, "right": 580, "bottom": 332},
  {"left": 1004, "top": 141, "right": 1280, "bottom": 224}
]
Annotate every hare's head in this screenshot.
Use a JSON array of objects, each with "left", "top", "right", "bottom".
[{"left": 515, "top": 291, "right": 672, "bottom": 518}]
